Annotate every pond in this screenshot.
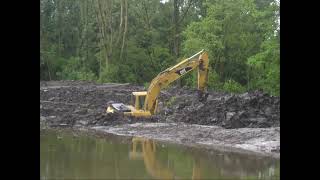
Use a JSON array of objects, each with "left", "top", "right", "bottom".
[{"left": 40, "top": 130, "right": 279, "bottom": 179}]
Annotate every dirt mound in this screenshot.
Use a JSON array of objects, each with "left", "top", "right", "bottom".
[{"left": 160, "top": 90, "right": 279, "bottom": 128}]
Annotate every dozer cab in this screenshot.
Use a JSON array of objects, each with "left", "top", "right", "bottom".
[{"left": 106, "top": 49, "right": 209, "bottom": 118}]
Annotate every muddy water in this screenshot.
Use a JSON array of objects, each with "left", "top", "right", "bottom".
[{"left": 40, "top": 130, "right": 279, "bottom": 179}]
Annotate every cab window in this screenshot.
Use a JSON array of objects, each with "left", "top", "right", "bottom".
[{"left": 138, "top": 95, "right": 145, "bottom": 110}]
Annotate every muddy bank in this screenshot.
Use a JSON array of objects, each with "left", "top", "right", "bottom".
[
  {"left": 40, "top": 80, "right": 280, "bottom": 156},
  {"left": 40, "top": 81, "right": 279, "bottom": 128},
  {"left": 90, "top": 122, "right": 280, "bottom": 158}
]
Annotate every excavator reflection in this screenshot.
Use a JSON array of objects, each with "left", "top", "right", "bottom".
[{"left": 129, "top": 137, "right": 201, "bottom": 180}]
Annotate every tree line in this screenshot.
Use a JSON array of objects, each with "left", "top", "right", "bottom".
[{"left": 40, "top": 0, "right": 279, "bottom": 96}]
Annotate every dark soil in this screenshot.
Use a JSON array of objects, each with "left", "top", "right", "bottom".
[
  {"left": 159, "top": 87, "right": 280, "bottom": 129},
  {"left": 40, "top": 81, "right": 279, "bottom": 129},
  {"left": 40, "top": 81, "right": 161, "bottom": 128}
]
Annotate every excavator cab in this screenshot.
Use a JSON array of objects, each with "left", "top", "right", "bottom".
[{"left": 131, "top": 91, "right": 147, "bottom": 110}]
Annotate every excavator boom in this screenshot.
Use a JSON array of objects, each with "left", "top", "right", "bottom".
[{"left": 145, "top": 49, "right": 209, "bottom": 114}]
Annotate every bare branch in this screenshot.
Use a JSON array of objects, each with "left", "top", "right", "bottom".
[{"left": 178, "top": 0, "right": 195, "bottom": 25}]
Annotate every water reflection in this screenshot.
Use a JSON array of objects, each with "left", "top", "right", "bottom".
[
  {"left": 40, "top": 130, "right": 279, "bottom": 179},
  {"left": 128, "top": 137, "right": 279, "bottom": 179},
  {"left": 130, "top": 137, "right": 176, "bottom": 179}
]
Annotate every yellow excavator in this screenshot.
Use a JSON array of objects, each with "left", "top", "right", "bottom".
[
  {"left": 106, "top": 49, "right": 209, "bottom": 117},
  {"left": 129, "top": 137, "right": 202, "bottom": 180}
]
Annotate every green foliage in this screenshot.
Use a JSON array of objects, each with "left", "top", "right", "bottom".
[
  {"left": 180, "top": 67, "right": 224, "bottom": 92},
  {"left": 183, "top": 0, "right": 279, "bottom": 95},
  {"left": 183, "top": 0, "right": 263, "bottom": 83},
  {"left": 40, "top": 0, "right": 279, "bottom": 96},
  {"left": 143, "top": 82, "right": 150, "bottom": 90},
  {"left": 180, "top": 70, "right": 196, "bottom": 88},
  {"left": 207, "top": 69, "right": 224, "bottom": 91},
  {"left": 222, "top": 79, "right": 246, "bottom": 93},
  {"left": 247, "top": 37, "right": 280, "bottom": 95},
  {"left": 40, "top": 45, "right": 65, "bottom": 80},
  {"left": 56, "top": 57, "right": 97, "bottom": 81},
  {"left": 165, "top": 96, "right": 177, "bottom": 107},
  {"left": 97, "top": 68, "right": 114, "bottom": 83}
]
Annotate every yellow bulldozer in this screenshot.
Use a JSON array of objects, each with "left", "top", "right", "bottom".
[{"left": 106, "top": 50, "right": 209, "bottom": 117}]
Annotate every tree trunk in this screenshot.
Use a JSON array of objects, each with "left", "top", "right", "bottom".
[
  {"left": 86, "top": 0, "right": 89, "bottom": 66},
  {"left": 142, "top": 0, "right": 151, "bottom": 30},
  {"left": 116, "top": 0, "right": 124, "bottom": 45},
  {"left": 173, "top": 0, "right": 180, "bottom": 58},
  {"left": 57, "top": 0, "right": 62, "bottom": 56},
  {"left": 46, "top": 59, "right": 52, "bottom": 81},
  {"left": 120, "top": 0, "right": 128, "bottom": 60},
  {"left": 173, "top": 0, "right": 181, "bottom": 87}
]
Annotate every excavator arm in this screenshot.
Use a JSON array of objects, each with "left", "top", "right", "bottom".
[{"left": 144, "top": 50, "right": 209, "bottom": 114}]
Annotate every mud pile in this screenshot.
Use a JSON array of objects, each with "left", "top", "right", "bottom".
[
  {"left": 160, "top": 89, "right": 280, "bottom": 129},
  {"left": 40, "top": 81, "right": 279, "bottom": 129}
]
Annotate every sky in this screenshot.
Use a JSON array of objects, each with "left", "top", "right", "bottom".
[{"left": 160, "top": 0, "right": 169, "bottom": 4}]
